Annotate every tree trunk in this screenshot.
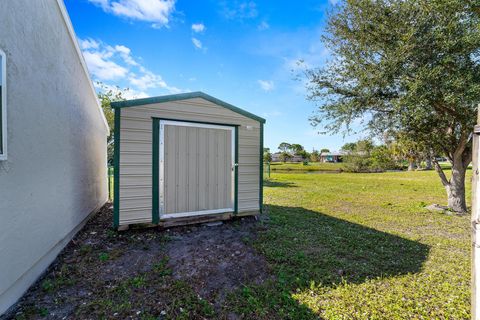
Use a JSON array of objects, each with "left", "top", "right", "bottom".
[
  {"left": 446, "top": 162, "right": 468, "bottom": 213},
  {"left": 425, "top": 158, "right": 432, "bottom": 170},
  {"left": 408, "top": 160, "right": 416, "bottom": 171},
  {"left": 433, "top": 155, "right": 469, "bottom": 214}
]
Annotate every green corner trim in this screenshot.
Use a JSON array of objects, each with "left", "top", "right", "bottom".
[
  {"left": 259, "top": 123, "right": 264, "bottom": 213},
  {"left": 111, "top": 91, "right": 266, "bottom": 124},
  {"left": 113, "top": 108, "right": 121, "bottom": 228},
  {"left": 152, "top": 119, "right": 160, "bottom": 224},
  {"left": 234, "top": 125, "right": 239, "bottom": 214}
]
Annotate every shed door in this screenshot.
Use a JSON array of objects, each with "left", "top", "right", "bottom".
[{"left": 160, "top": 120, "right": 235, "bottom": 217}]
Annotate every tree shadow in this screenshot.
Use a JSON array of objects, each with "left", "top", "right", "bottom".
[
  {"left": 227, "top": 205, "right": 430, "bottom": 318},
  {"left": 263, "top": 180, "right": 297, "bottom": 188},
  {"left": 265, "top": 205, "right": 429, "bottom": 283}
]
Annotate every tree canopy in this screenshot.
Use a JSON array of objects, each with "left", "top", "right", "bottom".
[
  {"left": 96, "top": 83, "right": 129, "bottom": 164},
  {"left": 305, "top": 0, "right": 480, "bottom": 212},
  {"left": 278, "top": 142, "right": 291, "bottom": 152}
]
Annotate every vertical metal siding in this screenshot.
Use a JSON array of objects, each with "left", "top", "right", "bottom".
[{"left": 163, "top": 124, "right": 232, "bottom": 214}]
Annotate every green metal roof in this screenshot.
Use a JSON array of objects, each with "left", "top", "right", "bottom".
[{"left": 110, "top": 91, "right": 266, "bottom": 124}]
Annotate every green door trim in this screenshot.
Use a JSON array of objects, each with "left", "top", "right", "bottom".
[
  {"left": 152, "top": 118, "right": 160, "bottom": 224},
  {"left": 259, "top": 123, "right": 264, "bottom": 213},
  {"left": 152, "top": 118, "right": 239, "bottom": 222},
  {"left": 234, "top": 125, "right": 239, "bottom": 215},
  {"left": 113, "top": 108, "right": 121, "bottom": 228}
]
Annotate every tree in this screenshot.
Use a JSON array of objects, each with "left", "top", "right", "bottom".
[
  {"left": 291, "top": 143, "right": 305, "bottom": 155},
  {"left": 297, "top": 149, "right": 310, "bottom": 160},
  {"left": 278, "top": 142, "right": 291, "bottom": 153},
  {"left": 355, "top": 139, "right": 375, "bottom": 156},
  {"left": 370, "top": 145, "right": 398, "bottom": 171},
  {"left": 340, "top": 143, "right": 356, "bottom": 154},
  {"left": 263, "top": 151, "right": 272, "bottom": 163},
  {"left": 96, "top": 82, "right": 129, "bottom": 164},
  {"left": 389, "top": 133, "right": 424, "bottom": 171},
  {"left": 310, "top": 149, "right": 320, "bottom": 162},
  {"left": 279, "top": 151, "right": 292, "bottom": 163},
  {"left": 305, "top": 0, "right": 480, "bottom": 212}
]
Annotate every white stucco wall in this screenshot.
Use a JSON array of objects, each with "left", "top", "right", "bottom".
[{"left": 0, "top": 0, "right": 109, "bottom": 314}]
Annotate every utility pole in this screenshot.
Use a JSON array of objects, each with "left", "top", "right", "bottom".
[{"left": 472, "top": 104, "right": 480, "bottom": 320}]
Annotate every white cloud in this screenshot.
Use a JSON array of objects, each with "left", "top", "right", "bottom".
[
  {"left": 83, "top": 51, "right": 128, "bottom": 80},
  {"left": 88, "top": 0, "right": 110, "bottom": 9},
  {"left": 257, "top": 79, "right": 275, "bottom": 92},
  {"left": 191, "top": 38, "right": 203, "bottom": 50},
  {"left": 88, "top": 0, "right": 176, "bottom": 28},
  {"left": 114, "top": 45, "right": 139, "bottom": 66},
  {"left": 80, "top": 38, "right": 182, "bottom": 94},
  {"left": 79, "top": 38, "right": 100, "bottom": 50},
  {"left": 221, "top": 1, "right": 258, "bottom": 20},
  {"left": 128, "top": 70, "right": 181, "bottom": 93},
  {"left": 191, "top": 23, "right": 205, "bottom": 33},
  {"left": 258, "top": 21, "right": 269, "bottom": 30}
]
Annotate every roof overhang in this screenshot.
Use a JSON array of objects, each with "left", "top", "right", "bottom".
[{"left": 111, "top": 91, "right": 266, "bottom": 124}]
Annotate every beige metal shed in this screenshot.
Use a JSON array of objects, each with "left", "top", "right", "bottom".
[{"left": 111, "top": 92, "right": 265, "bottom": 229}]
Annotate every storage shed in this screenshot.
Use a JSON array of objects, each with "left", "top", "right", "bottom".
[{"left": 111, "top": 92, "right": 265, "bottom": 229}]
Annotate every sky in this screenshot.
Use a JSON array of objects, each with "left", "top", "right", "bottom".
[{"left": 64, "top": 0, "right": 364, "bottom": 152}]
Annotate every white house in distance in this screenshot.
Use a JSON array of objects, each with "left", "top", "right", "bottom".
[
  {"left": 319, "top": 151, "right": 344, "bottom": 163},
  {"left": 0, "top": 0, "right": 109, "bottom": 314}
]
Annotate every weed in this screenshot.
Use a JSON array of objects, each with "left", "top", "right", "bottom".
[
  {"left": 98, "top": 252, "right": 109, "bottom": 261},
  {"left": 41, "top": 280, "right": 54, "bottom": 293}
]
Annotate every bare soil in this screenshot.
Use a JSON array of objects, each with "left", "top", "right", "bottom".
[{"left": 2, "top": 204, "right": 271, "bottom": 320}]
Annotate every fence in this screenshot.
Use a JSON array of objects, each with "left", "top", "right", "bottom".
[
  {"left": 108, "top": 166, "right": 114, "bottom": 201},
  {"left": 263, "top": 162, "right": 270, "bottom": 179}
]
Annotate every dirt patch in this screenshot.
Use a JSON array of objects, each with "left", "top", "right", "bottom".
[
  {"left": 2, "top": 205, "right": 271, "bottom": 320},
  {"left": 165, "top": 220, "right": 272, "bottom": 307}
]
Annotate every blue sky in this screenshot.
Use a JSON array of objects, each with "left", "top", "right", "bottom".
[{"left": 65, "top": 0, "right": 363, "bottom": 152}]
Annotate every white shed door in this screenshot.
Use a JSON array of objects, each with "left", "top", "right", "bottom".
[{"left": 160, "top": 120, "right": 235, "bottom": 218}]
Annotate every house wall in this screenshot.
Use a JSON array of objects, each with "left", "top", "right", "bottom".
[
  {"left": 0, "top": 0, "right": 108, "bottom": 314},
  {"left": 118, "top": 98, "right": 261, "bottom": 225}
]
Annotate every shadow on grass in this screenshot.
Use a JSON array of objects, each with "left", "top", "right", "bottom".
[
  {"left": 263, "top": 180, "right": 297, "bottom": 188},
  {"left": 226, "top": 205, "right": 430, "bottom": 319}
]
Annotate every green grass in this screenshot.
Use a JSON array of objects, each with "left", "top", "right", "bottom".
[
  {"left": 269, "top": 162, "right": 345, "bottom": 172},
  {"left": 225, "top": 170, "right": 471, "bottom": 319}
]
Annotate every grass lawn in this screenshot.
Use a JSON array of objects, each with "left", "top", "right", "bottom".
[
  {"left": 225, "top": 170, "right": 471, "bottom": 319},
  {"left": 9, "top": 170, "right": 471, "bottom": 319}
]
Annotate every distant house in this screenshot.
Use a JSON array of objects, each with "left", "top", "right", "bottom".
[
  {"left": 0, "top": 1, "right": 109, "bottom": 314},
  {"left": 271, "top": 152, "right": 305, "bottom": 163},
  {"left": 291, "top": 155, "right": 306, "bottom": 162},
  {"left": 319, "top": 151, "right": 344, "bottom": 163},
  {"left": 271, "top": 152, "right": 282, "bottom": 162}
]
